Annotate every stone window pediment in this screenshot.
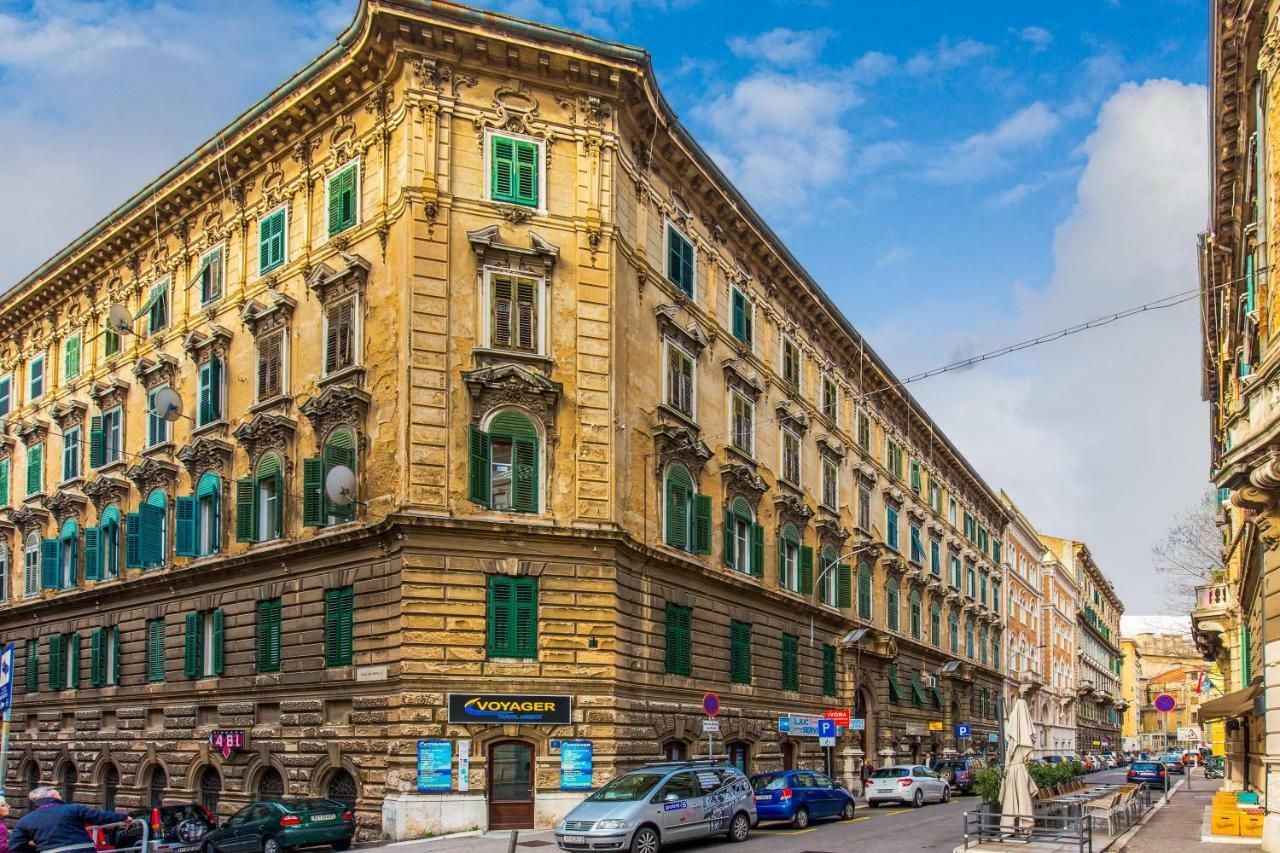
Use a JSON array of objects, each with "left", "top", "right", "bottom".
[
  {"left": 233, "top": 414, "right": 297, "bottom": 466},
  {"left": 906, "top": 504, "right": 926, "bottom": 522},
  {"left": 814, "top": 515, "right": 849, "bottom": 547},
  {"left": 720, "top": 462, "right": 767, "bottom": 503},
  {"left": 772, "top": 492, "right": 814, "bottom": 528},
  {"left": 816, "top": 434, "right": 845, "bottom": 461},
  {"left": 16, "top": 420, "right": 48, "bottom": 447},
  {"left": 50, "top": 400, "right": 88, "bottom": 432},
  {"left": 306, "top": 252, "right": 371, "bottom": 305},
  {"left": 90, "top": 378, "right": 129, "bottom": 412},
  {"left": 241, "top": 291, "right": 297, "bottom": 337},
  {"left": 127, "top": 457, "right": 180, "bottom": 497},
  {"left": 176, "top": 437, "right": 235, "bottom": 479},
  {"left": 467, "top": 225, "right": 559, "bottom": 278},
  {"left": 300, "top": 385, "right": 371, "bottom": 452},
  {"left": 182, "top": 324, "right": 232, "bottom": 363},
  {"left": 882, "top": 485, "right": 905, "bottom": 507},
  {"left": 650, "top": 422, "right": 712, "bottom": 484},
  {"left": 654, "top": 305, "right": 710, "bottom": 358},
  {"left": 0, "top": 433, "right": 14, "bottom": 462},
  {"left": 42, "top": 490, "right": 88, "bottom": 524},
  {"left": 462, "top": 363, "right": 562, "bottom": 443},
  {"left": 134, "top": 353, "right": 179, "bottom": 390},
  {"left": 83, "top": 474, "right": 130, "bottom": 513},
  {"left": 775, "top": 402, "right": 809, "bottom": 435},
  {"left": 722, "top": 357, "right": 765, "bottom": 399},
  {"left": 855, "top": 461, "right": 878, "bottom": 485},
  {"left": 7, "top": 505, "right": 49, "bottom": 538}
]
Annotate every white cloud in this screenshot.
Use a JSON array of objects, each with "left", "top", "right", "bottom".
[
  {"left": 853, "top": 50, "right": 896, "bottom": 83},
  {"left": 1017, "top": 25, "right": 1054, "bottom": 52},
  {"left": 905, "top": 37, "right": 992, "bottom": 75},
  {"left": 487, "top": 0, "right": 683, "bottom": 35},
  {"left": 927, "top": 101, "right": 1061, "bottom": 183},
  {"left": 728, "top": 28, "right": 831, "bottom": 66},
  {"left": 876, "top": 246, "right": 910, "bottom": 269},
  {"left": 874, "top": 80, "right": 1210, "bottom": 614}
]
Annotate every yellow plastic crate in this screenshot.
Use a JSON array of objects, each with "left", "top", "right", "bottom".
[
  {"left": 1241, "top": 813, "right": 1265, "bottom": 837},
  {"left": 1212, "top": 813, "right": 1241, "bottom": 836}
]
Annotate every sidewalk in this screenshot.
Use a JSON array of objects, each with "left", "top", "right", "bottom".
[
  {"left": 1114, "top": 779, "right": 1260, "bottom": 852},
  {"left": 365, "top": 829, "right": 558, "bottom": 853}
]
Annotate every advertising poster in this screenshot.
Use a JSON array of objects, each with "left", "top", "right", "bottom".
[
  {"left": 458, "top": 740, "right": 471, "bottom": 792},
  {"left": 417, "top": 739, "right": 453, "bottom": 792},
  {"left": 561, "top": 740, "right": 593, "bottom": 790}
]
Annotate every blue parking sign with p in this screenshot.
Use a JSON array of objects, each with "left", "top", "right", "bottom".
[
  {"left": 956, "top": 723, "right": 971, "bottom": 739},
  {"left": 817, "top": 719, "right": 836, "bottom": 738}
]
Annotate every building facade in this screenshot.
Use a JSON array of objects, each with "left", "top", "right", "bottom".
[
  {"left": 1000, "top": 493, "right": 1049, "bottom": 753},
  {"left": 1039, "top": 548, "right": 1078, "bottom": 755},
  {"left": 1122, "top": 633, "right": 1223, "bottom": 754},
  {"left": 0, "top": 0, "right": 1012, "bottom": 838}
]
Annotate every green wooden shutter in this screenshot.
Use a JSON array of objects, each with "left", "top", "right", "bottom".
[
  {"left": 491, "top": 136, "right": 516, "bottom": 202},
  {"left": 836, "top": 563, "right": 852, "bottom": 608},
  {"left": 328, "top": 167, "right": 356, "bottom": 235},
  {"left": 301, "top": 457, "right": 324, "bottom": 527},
  {"left": 148, "top": 620, "right": 165, "bottom": 682},
  {"left": 0, "top": 458, "right": 8, "bottom": 506},
  {"left": 26, "top": 444, "right": 41, "bottom": 495},
  {"left": 236, "top": 477, "right": 256, "bottom": 542},
  {"left": 90, "top": 628, "right": 105, "bottom": 687},
  {"left": 468, "top": 426, "right": 491, "bottom": 508},
  {"left": 48, "top": 634, "right": 63, "bottom": 689},
  {"left": 722, "top": 507, "right": 735, "bottom": 568},
  {"left": 140, "top": 500, "right": 163, "bottom": 566},
  {"left": 799, "top": 546, "right": 814, "bottom": 595},
  {"left": 781, "top": 634, "right": 798, "bottom": 691},
  {"left": 487, "top": 577, "right": 513, "bottom": 657},
  {"left": 184, "top": 612, "right": 201, "bottom": 678},
  {"left": 83, "top": 526, "right": 100, "bottom": 581},
  {"left": 664, "top": 604, "right": 691, "bottom": 676},
  {"left": 260, "top": 209, "right": 285, "bottom": 272},
  {"left": 858, "top": 565, "right": 872, "bottom": 620},
  {"left": 887, "top": 581, "right": 899, "bottom": 631},
  {"left": 198, "top": 361, "right": 212, "bottom": 426},
  {"left": 323, "top": 433, "right": 357, "bottom": 522},
  {"left": 732, "top": 290, "right": 746, "bottom": 341},
  {"left": 89, "top": 416, "right": 104, "bottom": 469},
  {"left": 750, "top": 523, "right": 764, "bottom": 578},
  {"left": 211, "top": 609, "right": 224, "bottom": 676},
  {"left": 41, "top": 539, "right": 58, "bottom": 589},
  {"left": 258, "top": 599, "right": 282, "bottom": 673},
  {"left": 325, "top": 587, "right": 354, "bottom": 667},
  {"left": 111, "top": 627, "right": 120, "bottom": 685},
  {"left": 514, "top": 140, "right": 538, "bottom": 206},
  {"left": 665, "top": 476, "right": 689, "bottom": 549},
  {"left": 65, "top": 336, "right": 80, "bottom": 379},
  {"left": 67, "top": 634, "right": 80, "bottom": 688},
  {"left": 822, "top": 645, "right": 836, "bottom": 696},
  {"left": 692, "top": 494, "right": 712, "bottom": 554},
  {"left": 729, "top": 621, "right": 751, "bottom": 684},
  {"left": 125, "top": 513, "right": 142, "bottom": 568},
  {"left": 512, "top": 436, "right": 538, "bottom": 513},
  {"left": 174, "top": 496, "right": 196, "bottom": 557},
  {"left": 25, "top": 641, "right": 38, "bottom": 693},
  {"left": 512, "top": 578, "right": 537, "bottom": 658}
]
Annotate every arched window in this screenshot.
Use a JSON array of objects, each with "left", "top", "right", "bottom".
[
  {"left": 147, "top": 766, "right": 167, "bottom": 808},
  {"left": 257, "top": 767, "right": 285, "bottom": 801},
  {"left": 178, "top": 472, "right": 222, "bottom": 558},
  {"left": 469, "top": 410, "right": 540, "bottom": 513},
  {"left": 819, "top": 546, "right": 839, "bottom": 605},
  {"left": 778, "top": 524, "right": 801, "bottom": 592},
  {"left": 885, "top": 578, "right": 899, "bottom": 631},
  {"left": 23, "top": 761, "right": 39, "bottom": 811},
  {"left": 324, "top": 428, "right": 357, "bottom": 525},
  {"left": 58, "top": 518, "right": 79, "bottom": 589},
  {"left": 909, "top": 590, "right": 922, "bottom": 640},
  {"left": 238, "top": 453, "right": 283, "bottom": 544},
  {"left": 930, "top": 601, "right": 942, "bottom": 647},
  {"left": 325, "top": 769, "right": 358, "bottom": 811},
  {"left": 663, "top": 464, "right": 698, "bottom": 552},
  {"left": 59, "top": 762, "right": 77, "bottom": 803},
  {"left": 23, "top": 533, "right": 40, "bottom": 598},
  {"left": 102, "top": 763, "right": 119, "bottom": 811},
  {"left": 128, "top": 489, "right": 167, "bottom": 569},
  {"left": 197, "top": 765, "right": 222, "bottom": 816},
  {"left": 724, "top": 497, "right": 759, "bottom": 576},
  {"left": 99, "top": 506, "right": 121, "bottom": 579},
  {"left": 857, "top": 562, "right": 873, "bottom": 620}
]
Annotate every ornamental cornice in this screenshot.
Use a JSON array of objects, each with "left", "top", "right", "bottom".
[
  {"left": 462, "top": 362, "right": 562, "bottom": 445},
  {"left": 816, "top": 434, "right": 846, "bottom": 461},
  {"left": 127, "top": 457, "right": 180, "bottom": 497},
  {"left": 8, "top": 504, "right": 49, "bottom": 538},
  {"left": 176, "top": 437, "right": 234, "bottom": 481},
  {"left": 90, "top": 378, "right": 130, "bottom": 412},
  {"left": 775, "top": 402, "right": 809, "bottom": 435},
  {"left": 240, "top": 291, "right": 297, "bottom": 338},
  {"left": 467, "top": 225, "right": 559, "bottom": 278},
  {"left": 50, "top": 400, "right": 88, "bottom": 432},
  {"left": 15, "top": 419, "right": 48, "bottom": 446},
  {"left": 772, "top": 492, "right": 814, "bottom": 528},
  {"left": 299, "top": 385, "right": 371, "bottom": 451},
  {"left": 133, "top": 353, "right": 179, "bottom": 391},
  {"left": 722, "top": 358, "right": 765, "bottom": 399},
  {"left": 83, "top": 474, "right": 130, "bottom": 514},
  {"left": 305, "top": 252, "right": 371, "bottom": 305},
  {"left": 719, "top": 462, "right": 767, "bottom": 505},
  {"left": 655, "top": 305, "right": 711, "bottom": 357},
  {"left": 233, "top": 413, "right": 297, "bottom": 467},
  {"left": 182, "top": 324, "right": 233, "bottom": 363},
  {"left": 42, "top": 490, "right": 88, "bottom": 524},
  {"left": 650, "top": 422, "right": 713, "bottom": 484},
  {"left": 472, "top": 79, "right": 556, "bottom": 146}
]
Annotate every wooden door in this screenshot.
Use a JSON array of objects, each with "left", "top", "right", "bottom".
[{"left": 488, "top": 741, "right": 534, "bottom": 829}]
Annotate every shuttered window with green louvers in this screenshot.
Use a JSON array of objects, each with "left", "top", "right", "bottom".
[
  {"left": 324, "top": 586, "right": 355, "bottom": 667},
  {"left": 887, "top": 663, "right": 903, "bottom": 705},
  {"left": 664, "top": 604, "right": 691, "bottom": 676},
  {"left": 184, "top": 609, "right": 224, "bottom": 679},
  {"left": 239, "top": 453, "right": 282, "bottom": 543},
  {"left": 731, "top": 287, "right": 752, "bottom": 345},
  {"left": 469, "top": 412, "right": 540, "bottom": 514},
  {"left": 259, "top": 208, "right": 286, "bottom": 274},
  {"left": 886, "top": 579, "right": 900, "bottom": 631},
  {"left": 25, "top": 639, "right": 38, "bottom": 693},
  {"left": 64, "top": 335, "right": 80, "bottom": 381},
  {"left": 666, "top": 224, "right": 696, "bottom": 296},
  {"left": 486, "top": 576, "right": 535, "bottom": 659},
  {"left": 663, "top": 464, "right": 711, "bottom": 554},
  {"left": 490, "top": 136, "right": 539, "bottom": 207},
  {"left": 26, "top": 444, "right": 42, "bottom": 496},
  {"left": 257, "top": 599, "right": 282, "bottom": 673},
  {"left": 781, "top": 633, "right": 799, "bottom": 691},
  {"left": 822, "top": 645, "right": 837, "bottom": 696},
  {"left": 147, "top": 619, "right": 165, "bottom": 682},
  {"left": 327, "top": 164, "right": 357, "bottom": 236},
  {"left": 0, "top": 458, "right": 9, "bottom": 507},
  {"left": 197, "top": 356, "right": 223, "bottom": 426},
  {"left": 729, "top": 621, "right": 752, "bottom": 685},
  {"left": 857, "top": 562, "right": 873, "bottom": 620}
]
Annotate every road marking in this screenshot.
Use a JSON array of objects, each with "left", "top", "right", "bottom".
[
  {"left": 754, "top": 827, "right": 816, "bottom": 834},
  {"left": 885, "top": 809, "right": 910, "bottom": 815},
  {"left": 847, "top": 816, "right": 871, "bottom": 823}
]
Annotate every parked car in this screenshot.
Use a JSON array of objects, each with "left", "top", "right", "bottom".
[
  {"left": 934, "top": 757, "right": 986, "bottom": 794},
  {"left": 749, "top": 770, "right": 855, "bottom": 828},
  {"left": 864, "top": 765, "right": 950, "bottom": 809},
  {"left": 1100, "top": 754, "right": 1118, "bottom": 769},
  {"left": 115, "top": 804, "right": 217, "bottom": 853},
  {"left": 200, "top": 799, "right": 355, "bottom": 853},
  {"left": 1163, "top": 758, "right": 1186, "bottom": 775},
  {"left": 1079, "top": 755, "right": 1097, "bottom": 772},
  {"left": 556, "top": 761, "right": 756, "bottom": 853},
  {"left": 1042, "top": 755, "right": 1064, "bottom": 765},
  {"left": 1128, "top": 761, "right": 1167, "bottom": 788}
]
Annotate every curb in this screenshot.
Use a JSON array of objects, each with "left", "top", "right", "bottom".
[{"left": 1102, "top": 780, "right": 1185, "bottom": 851}]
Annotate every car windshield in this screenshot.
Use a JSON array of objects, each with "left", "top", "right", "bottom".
[
  {"left": 587, "top": 773, "right": 664, "bottom": 802},
  {"left": 282, "top": 799, "right": 341, "bottom": 813},
  {"left": 870, "top": 768, "right": 909, "bottom": 779},
  {"left": 751, "top": 775, "right": 787, "bottom": 792},
  {"left": 935, "top": 761, "right": 967, "bottom": 771},
  {"left": 1132, "top": 762, "right": 1161, "bottom": 772}
]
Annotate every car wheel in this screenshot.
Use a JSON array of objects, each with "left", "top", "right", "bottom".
[
  {"left": 941, "top": 786, "right": 951, "bottom": 804},
  {"left": 630, "top": 826, "right": 660, "bottom": 853},
  {"left": 792, "top": 807, "right": 809, "bottom": 830},
  {"left": 727, "top": 812, "right": 750, "bottom": 843},
  {"left": 333, "top": 842, "right": 352, "bottom": 852},
  {"left": 913, "top": 789, "right": 924, "bottom": 808},
  {"left": 263, "top": 838, "right": 283, "bottom": 853},
  {"left": 868, "top": 801, "right": 880, "bottom": 809},
  {"left": 841, "top": 801, "right": 856, "bottom": 820}
]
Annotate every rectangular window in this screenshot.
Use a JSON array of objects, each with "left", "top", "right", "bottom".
[
  {"left": 821, "top": 457, "right": 838, "bottom": 509},
  {"left": 62, "top": 427, "right": 80, "bottom": 482},
  {"left": 104, "top": 327, "right": 120, "bottom": 358},
  {"left": 949, "top": 498, "right": 958, "bottom": 527},
  {"left": 257, "top": 333, "right": 284, "bottom": 402},
  {"left": 29, "top": 355, "right": 44, "bottom": 400},
  {"left": 327, "top": 162, "right": 359, "bottom": 236},
  {"left": 184, "top": 609, "right": 224, "bottom": 679},
  {"left": 664, "top": 603, "right": 691, "bottom": 676},
  {"left": 950, "top": 554, "right": 962, "bottom": 588},
  {"left": 909, "top": 459, "right": 921, "bottom": 493},
  {"left": 101, "top": 408, "right": 122, "bottom": 466},
  {"left": 967, "top": 568, "right": 977, "bottom": 598},
  {"left": 731, "top": 392, "right": 754, "bottom": 455},
  {"left": 147, "top": 619, "right": 165, "bottom": 682},
  {"left": 666, "top": 223, "right": 696, "bottom": 297},
  {"left": 886, "top": 440, "right": 903, "bottom": 479},
  {"left": 993, "top": 582, "right": 1001, "bottom": 614},
  {"left": 909, "top": 523, "right": 924, "bottom": 564},
  {"left": 821, "top": 375, "right": 837, "bottom": 420},
  {"left": 63, "top": 334, "right": 81, "bottom": 382},
  {"left": 781, "top": 427, "right": 801, "bottom": 485},
  {"left": 929, "top": 479, "right": 941, "bottom": 512},
  {"left": 857, "top": 409, "right": 870, "bottom": 450},
  {"left": 325, "top": 297, "right": 356, "bottom": 375},
  {"left": 886, "top": 506, "right": 899, "bottom": 551},
  {"left": 197, "top": 357, "right": 224, "bottom": 426},
  {"left": 0, "top": 458, "right": 9, "bottom": 507},
  {"left": 486, "top": 577, "right": 535, "bottom": 659},
  {"left": 0, "top": 375, "right": 10, "bottom": 417},
  {"left": 665, "top": 343, "right": 695, "bottom": 418},
  {"left": 147, "top": 281, "right": 169, "bottom": 336},
  {"left": 258, "top": 208, "right": 287, "bottom": 275},
  {"left": 489, "top": 274, "right": 539, "bottom": 353},
  {"left": 729, "top": 620, "right": 752, "bottom": 684},
  {"left": 146, "top": 388, "right": 171, "bottom": 447},
  {"left": 324, "top": 586, "right": 356, "bottom": 667},
  {"left": 731, "top": 287, "right": 753, "bottom": 345},
  {"left": 977, "top": 525, "right": 989, "bottom": 554},
  {"left": 25, "top": 443, "right": 43, "bottom": 496},
  {"left": 964, "top": 511, "right": 976, "bottom": 541},
  {"left": 781, "top": 633, "right": 799, "bottom": 691},
  {"left": 89, "top": 626, "right": 119, "bottom": 687},
  {"left": 198, "top": 246, "right": 224, "bottom": 304},
  {"left": 781, "top": 336, "right": 800, "bottom": 390},
  {"left": 980, "top": 574, "right": 988, "bottom": 605},
  {"left": 857, "top": 485, "right": 870, "bottom": 531},
  {"left": 822, "top": 644, "right": 836, "bottom": 696},
  {"left": 993, "top": 540, "right": 1003, "bottom": 565},
  {"left": 490, "top": 135, "right": 540, "bottom": 208},
  {"left": 24, "top": 639, "right": 38, "bottom": 692}
]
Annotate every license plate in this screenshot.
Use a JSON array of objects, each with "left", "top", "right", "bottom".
[
  {"left": 754, "top": 795, "right": 769, "bottom": 802},
  {"left": 564, "top": 836, "right": 585, "bottom": 844},
  {"left": 310, "top": 814, "right": 335, "bottom": 822}
]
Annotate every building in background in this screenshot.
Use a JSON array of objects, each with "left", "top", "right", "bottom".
[
  {"left": 1039, "top": 547, "right": 1079, "bottom": 755},
  {"left": 1122, "top": 633, "right": 1223, "bottom": 754},
  {"left": 1001, "top": 493, "right": 1049, "bottom": 753}
]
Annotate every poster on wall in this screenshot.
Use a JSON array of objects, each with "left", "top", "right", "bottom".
[
  {"left": 417, "top": 740, "right": 453, "bottom": 792},
  {"left": 458, "top": 740, "right": 471, "bottom": 792},
  {"left": 561, "top": 740, "right": 593, "bottom": 790}
]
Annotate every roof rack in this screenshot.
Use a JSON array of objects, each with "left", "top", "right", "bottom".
[{"left": 639, "top": 759, "right": 727, "bottom": 769}]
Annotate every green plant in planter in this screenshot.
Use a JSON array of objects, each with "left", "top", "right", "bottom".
[{"left": 974, "top": 765, "right": 1004, "bottom": 806}]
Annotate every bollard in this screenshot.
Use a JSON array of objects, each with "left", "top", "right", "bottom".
[{"left": 509, "top": 830, "right": 519, "bottom": 853}]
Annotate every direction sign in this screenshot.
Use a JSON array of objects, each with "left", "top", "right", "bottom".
[
  {"left": 817, "top": 719, "right": 837, "bottom": 738},
  {"left": 1155, "top": 694, "right": 1176, "bottom": 713},
  {"left": 702, "top": 693, "right": 720, "bottom": 717},
  {"left": 824, "top": 710, "right": 851, "bottom": 727},
  {"left": 956, "top": 723, "right": 971, "bottom": 739},
  {"left": 778, "top": 715, "right": 822, "bottom": 737}
]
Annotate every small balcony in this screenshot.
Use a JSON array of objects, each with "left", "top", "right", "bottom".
[
  {"left": 1192, "top": 581, "right": 1235, "bottom": 660},
  {"left": 1195, "top": 582, "right": 1233, "bottom": 614}
]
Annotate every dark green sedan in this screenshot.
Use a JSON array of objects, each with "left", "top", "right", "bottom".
[{"left": 201, "top": 799, "right": 355, "bottom": 853}]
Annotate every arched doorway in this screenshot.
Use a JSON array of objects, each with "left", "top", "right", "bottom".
[
  {"left": 854, "top": 688, "right": 872, "bottom": 757},
  {"left": 661, "top": 741, "right": 687, "bottom": 762},
  {"left": 103, "top": 764, "right": 119, "bottom": 811},
  {"left": 198, "top": 765, "right": 222, "bottom": 816},
  {"left": 148, "top": 766, "right": 168, "bottom": 809},
  {"left": 726, "top": 742, "right": 749, "bottom": 773},
  {"left": 325, "top": 769, "right": 358, "bottom": 812},
  {"left": 487, "top": 741, "right": 534, "bottom": 830},
  {"left": 780, "top": 741, "right": 796, "bottom": 771},
  {"left": 257, "top": 768, "right": 285, "bottom": 801},
  {"left": 59, "top": 763, "right": 77, "bottom": 803}
]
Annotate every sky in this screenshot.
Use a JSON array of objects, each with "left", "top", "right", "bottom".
[{"left": 0, "top": 0, "right": 1211, "bottom": 613}]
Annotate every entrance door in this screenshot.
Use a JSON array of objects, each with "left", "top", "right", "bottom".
[
  {"left": 489, "top": 742, "right": 534, "bottom": 830},
  {"left": 780, "top": 742, "right": 796, "bottom": 771}
]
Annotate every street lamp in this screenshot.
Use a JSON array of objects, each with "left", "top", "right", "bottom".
[{"left": 808, "top": 539, "right": 884, "bottom": 646}]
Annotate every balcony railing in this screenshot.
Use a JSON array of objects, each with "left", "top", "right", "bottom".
[{"left": 1195, "top": 583, "right": 1233, "bottom": 612}]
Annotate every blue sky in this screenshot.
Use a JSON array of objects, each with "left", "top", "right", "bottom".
[{"left": 0, "top": 0, "right": 1211, "bottom": 613}]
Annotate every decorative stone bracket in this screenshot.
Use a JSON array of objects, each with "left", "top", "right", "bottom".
[
  {"left": 233, "top": 414, "right": 297, "bottom": 467},
  {"left": 134, "top": 353, "right": 179, "bottom": 391},
  {"left": 90, "top": 378, "right": 129, "bottom": 412},
  {"left": 462, "top": 363, "right": 562, "bottom": 445},
  {"left": 306, "top": 252, "right": 371, "bottom": 305},
  {"left": 183, "top": 324, "right": 233, "bottom": 363},
  {"left": 815, "top": 514, "right": 849, "bottom": 547},
  {"left": 83, "top": 475, "right": 130, "bottom": 513},
  {"left": 50, "top": 400, "right": 88, "bottom": 433},
  {"left": 651, "top": 422, "right": 712, "bottom": 484}
]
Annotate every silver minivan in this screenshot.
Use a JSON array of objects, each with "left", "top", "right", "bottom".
[{"left": 556, "top": 761, "right": 756, "bottom": 853}]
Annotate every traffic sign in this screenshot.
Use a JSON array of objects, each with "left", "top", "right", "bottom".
[
  {"left": 956, "top": 723, "right": 971, "bottom": 739},
  {"left": 817, "top": 719, "right": 837, "bottom": 738},
  {"left": 819, "top": 736, "right": 836, "bottom": 747},
  {"left": 702, "top": 693, "right": 720, "bottom": 717},
  {"left": 702, "top": 719, "right": 720, "bottom": 733},
  {"left": 824, "top": 710, "right": 851, "bottom": 727},
  {"left": 1155, "top": 694, "right": 1176, "bottom": 713}
]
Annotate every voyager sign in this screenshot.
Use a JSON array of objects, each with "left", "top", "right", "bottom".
[{"left": 448, "top": 693, "right": 573, "bottom": 724}]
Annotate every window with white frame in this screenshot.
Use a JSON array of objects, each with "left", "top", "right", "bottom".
[
  {"left": 665, "top": 342, "right": 695, "bottom": 418},
  {"left": 145, "top": 279, "right": 170, "bottom": 337},
  {"left": 102, "top": 408, "right": 123, "bottom": 466},
  {"left": 857, "top": 484, "right": 870, "bottom": 531},
  {"left": 730, "top": 391, "right": 754, "bottom": 455},
  {"left": 0, "top": 375, "right": 10, "bottom": 417},
  {"left": 781, "top": 426, "right": 801, "bottom": 485},
  {"left": 23, "top": 533, "right": 39, "bottom": 598},
  {"left": 147, "top": 388, "right": 171, "bottom": 447},
  {"left": 256, "top": 332, "right": 285, "bottom": 402},
  {"left": 781, "top": 335, "right": 800, "bottom": 390},
  {"left": 665, "top": 222, "right": 695, "bottom": 297},
  {"left": 197, "top": 245, "right": 225, "bottom": 304},
  {"left": 62, "top": 427, "right": 81, "bottom": 481},
  {"left": 487, "top": 132, "right": 544, "bottom": 210},
  {"left": 0, "top": 543, "right": 8, "bottom": 602},
  {"left": 29, "top": 355, "right": 44, "bottom": 401},
  {"left": 324, "top": 296, "right": 358, "bottom": 375},
  {"left": 487, "top": 272, "right": 541, "bottom": 354},
  {"left": 779, "top": 524, "right": 801, "bottom": 592},
  {"left": 821, "top": 375, "right": 837, "bottom": 420},
  {"left": 64, "top": 334, "right": 81, "bottom": 382},
  {"left": 258, "top": 207, "right": 287, "bottom": 275},
  {"left": 326, "top": 160, "right": 360, "bottom": 237}
]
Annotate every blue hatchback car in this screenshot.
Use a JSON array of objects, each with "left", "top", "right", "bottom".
[{"left": 749, "top": 771, "right": 856, "bottom": 829}]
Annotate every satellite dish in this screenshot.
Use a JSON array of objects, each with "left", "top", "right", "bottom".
[
  {"left": 325, "top": 465, "right": 357, "bottom": 506},
  {"left": 150, "top": 387, "right": 183, "bottom": 422},
  {"left": 106, "top": 304, "right": 133, "bottom": 335}
]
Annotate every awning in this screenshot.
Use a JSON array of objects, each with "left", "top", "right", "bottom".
[{"left": 1199, "top": 684, "right": 1261, "bottom": 720}]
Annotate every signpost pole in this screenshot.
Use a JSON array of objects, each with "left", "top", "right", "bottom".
[{"left": 0, "top": 643, "right": 15, "bottom": 798}]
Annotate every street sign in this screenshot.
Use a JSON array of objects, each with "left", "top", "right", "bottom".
[
  {"left": 819, "top": 736, "right": 836, "bottom": 747},
  {"left": 702, "top": 719, "right": 720, "bottom": 733},
  {"left": 0, "top": 643, "right": 14, "bottom": 712},
  {"left": 956, "top": 723, "right": 971, "bottom": 739},
  {"left": 1178, "top": 727, "right": 1203, "bottom": 741},
  {"left": 928, "top": 721, "right": 943, "bottom": 732},
  {"left": 847, "top": 718, "right": 866, "bottom": 731},
  {"left": 817, "top": 719, "right": 837, "bottom": 738},
  {"left": 778, "top": 715, "right": 823, "bottom": 737},
  {"left": 702, "top": 693, "right": 720, "bottom": 717},
  {"left": 824, "top": 710, "right": 851, "bottom": 727},
  {"left": 1154, "top": 694, "right": 1176, "bottom": 713}
]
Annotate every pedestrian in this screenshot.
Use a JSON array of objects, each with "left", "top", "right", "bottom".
[
  {"left": 0, "top": 798, "right": 11, "bottom": 853},
  {"left": 8, "top": 787, "right": 129, "bottom": 853}
]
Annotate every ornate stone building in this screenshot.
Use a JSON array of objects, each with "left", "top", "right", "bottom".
[
  {"left": 1000, "top": 493, "right": 1050, "bottom": 755},
  {"left": 0, "top": 0, "right": 1008, "bottom": 837},
  {"left": 1039, "top": 547, "right": 1078, "bottom": 755}
]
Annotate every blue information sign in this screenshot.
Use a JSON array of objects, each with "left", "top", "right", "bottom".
[
  {"left": 817, "top": 719, "right": 837, "bottom": 738},
  {"left": 956, "top": 723, "right": 971, "bottom": 739},
  {"left": 561, "top": 740, "right": 593, "bottom": 790},
  {"left": 0, "top": 643, "right": 14, "bottom": 713},
  {"left": 417, "top": 740, "right": 452, "bottom": 792}
]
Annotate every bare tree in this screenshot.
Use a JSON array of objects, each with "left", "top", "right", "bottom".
[{"left": 1151, "top": 489, "right": 1226, "bottom": 612}]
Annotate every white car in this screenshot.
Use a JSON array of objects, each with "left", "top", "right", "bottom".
[{"left": 864, "top": 764, "right": 951, "bottom": 808}]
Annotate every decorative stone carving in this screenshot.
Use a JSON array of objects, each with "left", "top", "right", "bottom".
[
  {"left": 722, "top": 358, "right": 765, "bottom": 399},
  {"left": 233, "top": 414, "right": 297, "bottom": 465},
  {"left": 127, "top": 457, "right": 180, "bottom": 497},
  {"left": 134, "top": 353, "right": 179, "bottom": 390},
  {"left": 467, "top": 226, "right": 559, "bottom": 278},
  {"left": 816, "top": 434, "right": 845, "bottom": 461},
  {"left": 882, "top": 552, "right": 908, "bottom": 576},
  {"left": 555, "top": 93, "right": 614, "bottom": 128},
  {"left": 720, "top": 462, "right": 767, "bottom": 504},
  {"left": 300, "top": 385, "right": 371, "bottom": 450},
  {"left": 90, "top": 378, "right": 129, "bottom": 412},
  {"left": 855, "top": 462, "right": 877, "bottom": 484},
  {"left": 0, "top": 432, "right": 14, "bottom": 461},
  {"left": 882, "top": 486, "right": 905, "bottom": 506},
  {"left": 8, "top": 505, "right": 49, "bottom": 537},
  {"left": 42, "top": 490, "right": 88, "bottom": 524},
  {"left": 906, "top": 504, "right": 926, "bottom": 522},
  {"left": 176, "top": 437, "right": 234, "bottom": 480},
  {"left": 305, "top": 252, "right": 370, "bottom": 305},
  {"left": 775, "top": 403, "right": 809, "bottom": 435},
  {"left": 815, "top": 515, "right": 849, "bottom": 546},
  {"left": 50, "top": 400, "right": 88, "bottom": 432},
  {"left": 240, "top": 291, "right": 297, "bottom": 337},
  {"left": 654, "top": 305, "right": 710, "bottom": 357},
  {"left": 182, "top": 324, "right": 233, "bottom": 363},
  {"left": 83, "top": 475, "right": 130, "bottom": 513},
  {"left": 410, "top": 56, "right": 476, "bottom": 97},
  {"left": 462, "top": 363, "right": 562, "bottom": 443},
  {"left": 15, "top": 420, "right": 48, "bottom": 446},
  {"left": 473, "top": 79, "right": 555, "bottom": 144},
  {"left": 651, "top": 422, "right": 713, "bottom": 483},
  {"left": 772, "top": 492, "right": 814, "bottom": 528}
]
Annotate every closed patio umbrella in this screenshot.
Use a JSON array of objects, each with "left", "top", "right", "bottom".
[{"left": 999, "top": 696, "right": 1039, "bottom": 834}]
